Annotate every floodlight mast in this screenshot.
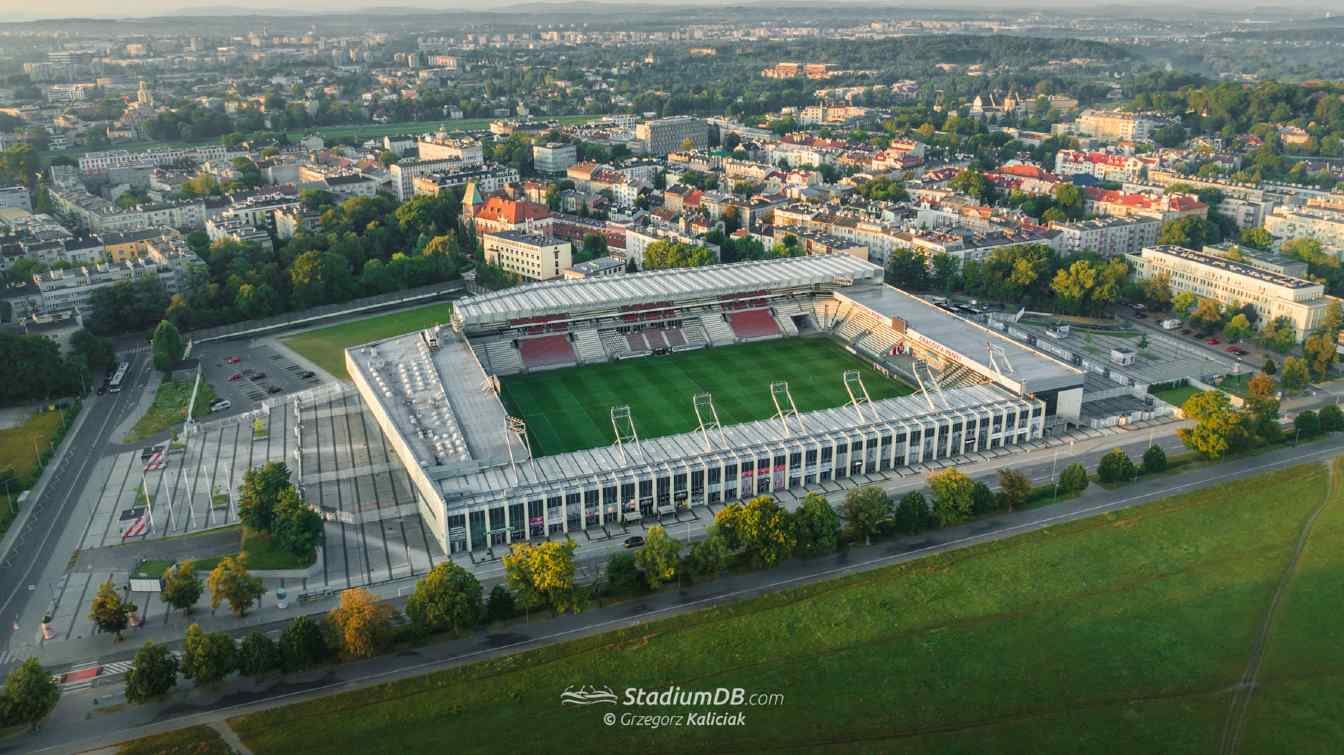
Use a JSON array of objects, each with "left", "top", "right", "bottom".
[
  {"left": 693, "top": 392, "right": 726, "bottom": 451},
  {"left": 611, "top": 405, "right": 642, "bottom": 464},
  {"left": 843, "top": 369, "right": 873, "bottom": 422},
  {"left": 770, "top": 382, "right": 805, "bottom": 437}
]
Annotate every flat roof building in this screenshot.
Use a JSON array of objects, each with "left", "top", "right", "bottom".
[
  {"left": 1128, "top": 244, "right": 1327, "bottom": 340},
  {"left": 482, "top": 231, "right": 573, "bottom": 282}
]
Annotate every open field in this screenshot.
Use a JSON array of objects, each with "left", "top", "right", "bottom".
[
  {"left": 499, "top": 337, "right": 916, "bottom": 456},
  {"left": 1152, "top": 384, "right": 1200, "bottom": 407},
  {"left": 280, "top": 302, "right": 455, "bottom": 379},
  {"left": 218, "top": 460, "right": 1343, "bottom": 754},
  {"left": 0, "top": 407, "right": 62, "bottom": 481}
]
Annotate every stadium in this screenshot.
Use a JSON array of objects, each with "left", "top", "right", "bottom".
[{"left": 346, "top": 255, "right": 1088, "bottom": 555}]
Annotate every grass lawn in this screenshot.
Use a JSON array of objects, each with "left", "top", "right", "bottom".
[
  {"left": 281, "top": 302, "right": 455, "bottom": 380},
  {"left": 130, "top": 559, "right": 176, "bottom": 580},
  {"left": 115, "top": 725, "right": 231, "bottom": 755},
  {"left": 0, "top": 408, "right": 64, "bottom": 482},
  {"left": 1152, "top": 384, "right": 1200, "bottom": 407},
  {"left": 302, "top": 114, "right": 595, "bottom": 142},
  {"left": 500, "top": 337, "right": 916, "bottom": 457},
  {"left": 124, "top": 378, "right": 217, "bottom": 444},
  {"left": 1215, "top": 372, "right": 1255, "bottom": 398},
  {"left": 220, "top": 460, "right": 1344, "bottom": 754},
  {"left": 241, "top": 528, "right": 315, "bottom": 570}
]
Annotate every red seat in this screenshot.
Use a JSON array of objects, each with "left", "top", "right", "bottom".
[
  {"left": 728, "top": 309, "right": 781, "bottom": 340},
  {"left": 519, "top": 335, "right": 576, "bottom": 369}
]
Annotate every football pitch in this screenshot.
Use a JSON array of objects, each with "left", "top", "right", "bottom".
[{"left": 498, "top": 337, "right": 915, "bottom": 457}]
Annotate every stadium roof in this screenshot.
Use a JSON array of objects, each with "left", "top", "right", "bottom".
[
  {"left": 836, "top": 284, "right": 1085, "bottom": 395},
  {"left": 453, "top": 254, "right": 882, "bottom": 328}
]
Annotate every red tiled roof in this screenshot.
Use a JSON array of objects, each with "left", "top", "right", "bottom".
[{"left": 475, "top": 196, "right": 550, "bottom": 224}]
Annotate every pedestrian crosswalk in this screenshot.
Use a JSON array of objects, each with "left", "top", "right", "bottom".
[{"left": 102, "top": 659, "right": 134, "bottom": 675}]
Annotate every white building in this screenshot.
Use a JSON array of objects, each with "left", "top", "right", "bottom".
[
  {"left": 1127, "top": 245, "right": 1327, "bottom": 340},
  {"left": 532, "top": 142, "right": 578, "bottom": 175},
  {"left": 482, "top": 231, "right": 573, "bottom": 281},
  {"left": 1049, "top": 216, "right": 1161, "bottom": 257},
  {"left": 1264, "top": 205, "right": 1344, "bottom": 250}
]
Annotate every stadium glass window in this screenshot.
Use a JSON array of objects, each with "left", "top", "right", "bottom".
[
  {"left": 758, "top": 457, "right": 771, "bottom": 470},
  {"left": 603, "top": 485, "right": 618, "bottom": 505},
  {"left": 725, "top": 463, "right": 738, "bottom": 481},
  {"left": 691, "top": 470, "right": 705, "bottom": 487},
  {"left": 804, "top": 449, "right": 817, "bottom": 464},
  {"left": 835, "top": 444, "right": 847, "bottom": 459},
  {"left": 639, "top": 480, "right": 653, "bottom": 498},
  {"left": 1006, "top": 414, "right": 1017, "bottom": 429},
  {"left": 674, "top": 475, "right": 687, "bottom": 493},
  {"left": 584, "top": 489, "right": 599, "bottom": 506},
  {"left": 707, "top": 467, "right": 721, "bottom": 484},
  {"left": 789, "top": 452, "right": 802, "bottom": 466},
  {"left": 621, "top": 483, "right": 636, "bottom": 502},
  {"left": 849, "top": 441, "right": 863, "bottom": 452},
  {"left": 879, "top": 434, "right": 892, "bottom": 447},
  {"left": 951, "top": 422, "right": 964, "bottom": 434},
  {"left": 820, "top": 446, "right": 833, "bottom": 464}
]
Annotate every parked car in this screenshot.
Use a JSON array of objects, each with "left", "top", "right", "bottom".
[
  {"left": 624, "top": 536, "right": 645, "bottom": 548},
  {"left": 250, "top": 372, "right": 267, "bottom": 381},
  {"left": 226, "top": 356, "right": 241, "bottom": 364},
  {"left": 1227, "top": 346, "right": 1249, "bottom": 356},
  {"left": 96, "top": 385, "right": 107, "bottom": 396},
  {"left": 266, "top": 385, "right": 283, "bottom": 395},
  {"left": 228, "top": 372, "right": 243, "bottom": 382},
  {"left": 1205, "top": 338, "right": 1220, "bottom": 345},
  {"left": 209, "top": 399, "right": 231, "bottom": 412},
  {"left": 298, "top": 370, "right": 316, "bottom": 379},
  {"left": 1133, "top": 312, "right": 1148, "bottom": 320},
  {"left": 1181, "top": 329, "right": 1193, "bottom": 335}
]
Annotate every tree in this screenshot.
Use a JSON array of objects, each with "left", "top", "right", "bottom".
[
  {"left": 605, "top": 552, "right": 644, "bottom": 594},
  {"left": 161, "top": 560, "right": 203, "bottom": 615},
  {"left": 207, "top": 556, "right": 264, "bottom": 617},
  {"left": 1262, "top": 355, "right": 1278, "bottom": 375},
  {"left": 894, "top": 491, "right": 931, "bottom": 533},
  {"left": 1189, "top": 298, "right": 1223, "bottom": 333},
  {"left": 928, "top": 468, "right": 976, "bottom": 526},
  {"left": 1097, "top": 448, "right": 1138, "bottom": 484},
  {"left": 1294, "top": 410, "right": 1322, "bottom": 438},
  {"left": 89, "top": 580, "right": 131, "bottom": 640},
  {"left": 279, "top": 616, "right": 328, "bottom": 672},
  {"left": 1304, "top": 331, "right": 1338, "bottom": 380},
  {"left": 791, "top": 493, "right": 841, "bottom": 556},
  {"left": 1280, "top": 356, "right": 1311, "bottom": 392},
  {"left": 1260, "top": 317, "right": 1297, "bottom": 354},
  {"left": 1158, "top": 215, "right": 1220, "bottom": 247},
  {"left": 125, "top": 642, "right": 178, "bottom": 704},
  {"left": 687, "top": 525, "right": 731, "bottom": 577},
  {"left": 237, "top": 461, "right": 292, "bottom": 532},
  {"left": 1247, "top": 372, "right": 1276, "bottom": 402},
  {"left": 949, "top": 169, "right": 994, "bottom": 202},
  {"left": 503, "top": 539, "right": 580, "bottom": 614},
  {"left": 1172, "top": 291, "right": 1198, "bottom": 317},
  {"left": 1178, "top": 390, "right": 1248, "bottom": 459},
  {"left": 1223, "top": 314, "right": 1251, "bottom": 343},
  {"left": 181, "top": 623, "right": 237, "bottom": 686},
  {"left": 634, "top": 525, "right": 683, "bottom": 588},
  {"left": 839, "top": 486, "right": 892, "bottom": 545},
  {"left": 150, "top": 320, "right": 185, "bottom": 372},
  {"left": 237, "top": 632, "right": 282, "bottom": 677},
  {"left": 997, "top": 468, "right": 1032, "bottom": 512},
  {"left": 969, "top": 480, "right": 996, "bottom": 515},
  {"left": 69, "top": 329, "right": 115, "bottom": 375},
  {"left": 1321, "top": 404, "right": 1344, "bottom": 433},
  {"left": 1238, "top": 227, "right": 1274, "bottom": 250},
  {"left": 1058, "top": 463, "right": 1090, "bottom": 494},
  {"left": 405, "top": 562, "right": 483, "bottom": 634},
  {"left": 327, "top": 587, "right": 397, "bottom": 658},
  {"left": 271, "top": 487, "right": 323, "bottom": 557},
  {"left": 3, "top": 658, "right": 59, "bottom": 730},
  {"left": 485, "top": 585, "right": 516, "bottom": 623},
  {"left": 714, "top": 496, "right": 796, "bottom": 567},
  {"left": 885, "top": 248, "right": 931, "bottom": 290},
  {"left": 642, "top": 240, "right": 714, "bottom": 270}
]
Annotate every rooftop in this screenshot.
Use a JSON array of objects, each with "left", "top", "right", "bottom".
[{"left": 1140, "top": 245, "right": 1319, "bottom": 290}]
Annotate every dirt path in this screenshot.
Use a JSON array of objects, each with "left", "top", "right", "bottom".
[{"left": 1218, "top": 458, "right": 1340, "bottom": 755}]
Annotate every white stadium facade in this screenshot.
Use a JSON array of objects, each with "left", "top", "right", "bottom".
[{"left": 347, "top": 255, "right": 1089, "bottom": 555}]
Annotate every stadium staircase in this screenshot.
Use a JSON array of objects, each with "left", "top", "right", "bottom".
[
  {"left": 600, "top": 329, "right": 629, "bottom": 357},
  {"left": 574, "top": 328, "right": 608, "bottom": 364},
  {"left": 645, "top": 329, "right": 669, "bottom": 350},
  {"left": 682, "top": 322, "right": 710, "bottom": 349},
  {"left": 484, "top": 340, "right": 524, "bottom": 375},
  {"left": 938, "top": 363, "right": 983, "bottom": 389},
  {"left": 834, "top": 316, "right": 865, "bottom": 343},
  {"left": 700, "top": 314, "right": 738, "bottom": 345},
  {"left": 773, "top": 310, "right": 800, "bottom": 337}
]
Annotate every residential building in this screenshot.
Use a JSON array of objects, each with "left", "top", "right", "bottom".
[
  {"left": 416, "top": 135, "right": 484, "bottom": 165},
  {"left": 1264, "top": 205, "right": 1344, "bottom": 250},
  {"left": 1127, "top": 245, "right": 1327, "bottom": 340},
  {"left": 1074, "top": 109, "right": 1163, "bottom": 142},
  {"left": 482, "top": 231, "right": 572, "bottom": 281},
  {"left": 78, "top": 145, "right": 228, "bottom": 175},
  {"left": 472, "top": 196, "right": 551, "bottom": 235},
  {"left": 389, "top": 157, "right": 470, "bottom": 201},
  {"left": 1049, "top": 216, "right": 1161, "bottom": 257},
  {"left": 33, "top": 259, "right": 181, "bottom": 317},
  {"left": 1054, "top": 150, "right": 1146, "bottom": 183},
  {"left": 412, "top": 165, "right": 520, "bottom": 197}
]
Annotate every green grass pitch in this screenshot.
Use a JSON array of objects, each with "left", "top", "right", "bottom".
[{"left": 498, "top": 337, "right": 915, "bottom": 457}]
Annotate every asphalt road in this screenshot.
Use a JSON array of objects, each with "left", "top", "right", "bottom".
[
  {"left": 0, "top": 351, "right": 151, "bottom": 664},
  {"left": 15, "top": 433, "right": 1344, "bottom": 755}
]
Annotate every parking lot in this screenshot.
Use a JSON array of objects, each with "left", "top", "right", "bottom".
[{"left": 192, "top": 340, "right": 323, "bottom": 420}]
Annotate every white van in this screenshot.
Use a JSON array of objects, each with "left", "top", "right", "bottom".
[
  {"left": 209, "top": 399, "right": 232, "bottom": 413},
  {"left": 1160, "top": 319, "right": 1182, "bottom": 331}
]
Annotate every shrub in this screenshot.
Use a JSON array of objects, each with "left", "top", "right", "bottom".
[
  {"left": 405, "top": 562, "right": 484, "bottom": 635},
  {"left": 604, "top": 552, "right": 644, "bottom": 596},
  {"left": 485, "top": 585, "right": 516, "bottom": 623},
  {"left": 970, "top": 481, "right": 996, "bottom": 515},
  {"left": 1097, "top": 449, "right": 1138, "bottom": 484},
  {"left": 279, "top": 615, "right": 329, "bottom": 672},
  {"left": 1294, "top": 410, "right": 1321, "bottom": 438},
  {"left": 237, "top": 632, "right": 282, "bottom": 677},
  {"left": 1058, "top": 463, "right": 1090, "bottom": 495},
  {"left": 894, "top": 491, "right": 931, "bottom": 534},
  {"left": 1141, "top": 444, "right": 1168, "bottom": 474},
  {"left": 1319, "top": 404, "right": 1344, "bottom": 432},
  {"left": 125, "top": 642, "right": 178, "bottom": 704}
]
